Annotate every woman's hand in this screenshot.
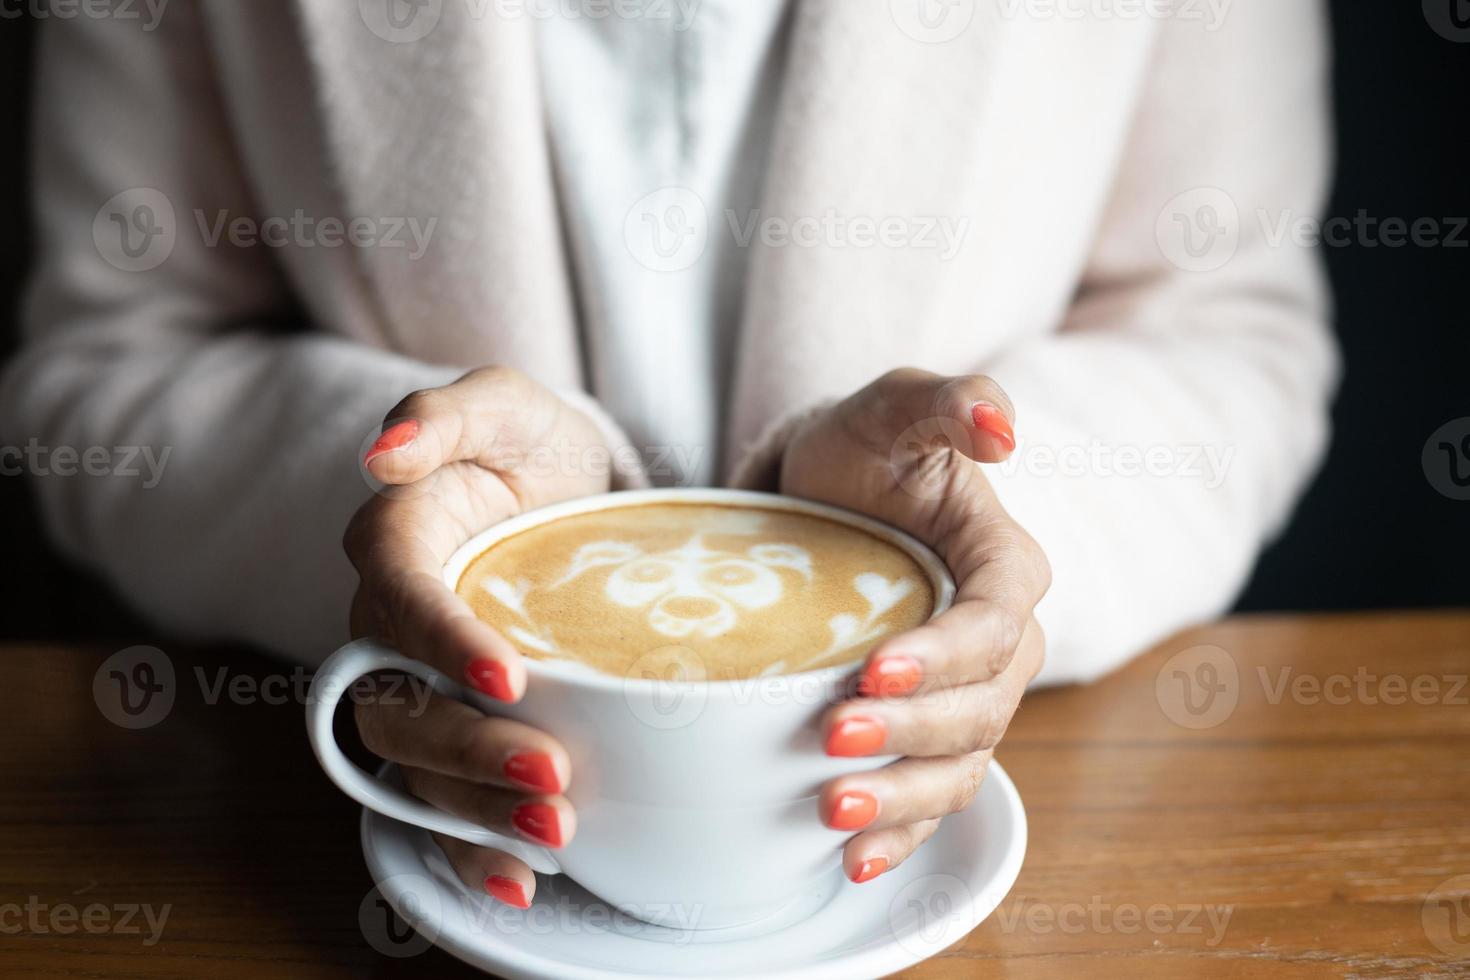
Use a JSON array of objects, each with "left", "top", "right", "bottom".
[
  {"left": 343, "top": 366, "right": 609, "bottom": 908},
  {"left": 767, "top": 368, "right": 1049, "bottom": 884}
]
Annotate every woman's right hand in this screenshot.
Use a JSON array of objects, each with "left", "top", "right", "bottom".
[{"left": 342, "top": 366, "right": 611, "bottom": 908}]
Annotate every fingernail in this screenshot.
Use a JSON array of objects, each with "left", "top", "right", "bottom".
[
  {"left": 465, "top": 659, "right": 515, "bottom": 702},
  {"left": 504, "top": 751, "right": 560, "bottom": 794},
  {"left": 364, "top": 419, "right": 420, "bottom": 466},
  {"left": 971, "top": 402, "right": 1016, "bottom": 454},
  {"left": 512, "top": 803, "right": 564, "bottom": 848},
  {"left": 485, "top": 875, "right": 531, "bottom": 909},
  {"left": 858, "top": 656, "right": 922, "bottom": 698},
  {"left": 851, "top": 856, "right": 890, "bottom": 884},
  {"left": 827, "top": 791, "right": 879, "bottom": 831},
  {"left": 826, "top": 716, "right": 887, "bottom": 757}
]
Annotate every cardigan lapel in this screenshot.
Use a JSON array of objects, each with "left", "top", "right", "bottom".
[
  {"left": 289, "top": 0, "right": 585, "bottom": 387},
  {"left": 727, "top": 0, "right": 1024, "bottom": 469}
]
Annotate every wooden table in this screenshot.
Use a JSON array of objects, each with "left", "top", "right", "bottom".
[{"left": 2, "top": 613, "right": 1468, "bottom": 978}]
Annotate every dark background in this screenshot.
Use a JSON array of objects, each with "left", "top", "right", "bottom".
[{"left": 1, "top": 5, "right": 1465, "bottom": 644}]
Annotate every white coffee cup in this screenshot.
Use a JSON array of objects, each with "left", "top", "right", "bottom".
[{"left": 307, "top": 488, "right": 955, "bottom": 930}]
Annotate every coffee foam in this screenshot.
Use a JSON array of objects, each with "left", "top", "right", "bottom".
[{"left": 455, "top": 503, "right": 935, "bottom": 682}]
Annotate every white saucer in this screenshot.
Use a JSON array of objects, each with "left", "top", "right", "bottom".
[{"left": 359, "top": 762, "right": 1026, "bottom": 980}]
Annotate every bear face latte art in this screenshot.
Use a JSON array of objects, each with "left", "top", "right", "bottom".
[{"left": 455, "top": 503, "right": 935, "bottom": 681}]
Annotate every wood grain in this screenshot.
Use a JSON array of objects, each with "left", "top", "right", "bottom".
[{"left": 1, "top": 613, "right": 1467, "bottom": 979}]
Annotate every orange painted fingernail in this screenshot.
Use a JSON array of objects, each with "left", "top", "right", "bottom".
[
  {"left": 512, "top": 803, "right": 564, "bottom": 848},
  {"left": 504, "top": 751, "right": 561, "bottom": 794},
  {"left": 827, "top": 791, "right": 879, "bottom": 831},
  {"left": 971, "top": 403, "right": 1015, "bottom": 454},
  {"left": 858, "top": 656, "right": 922, "bottom": 698},
  {"left": 826, "top": 716, "right": 887, "bottom": 757},
  {"left": 364, "top": 419, "right": 420, "bottom": 465},
  {"left": 465, "top": 659, "right": 515, "bottom": 703},
  {"left": 485, "top": 875, "right": 530, "bottom": 908},
  {"left": 851, "top": 856, "right": 890, "bottom": 883}
]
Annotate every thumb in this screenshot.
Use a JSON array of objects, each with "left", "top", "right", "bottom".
[
  {"left": 363, "top": 366, "right": 602, "bottom": 502},
  {"left": 875, "top": 369, "right": 1017, "bottom": 464}
]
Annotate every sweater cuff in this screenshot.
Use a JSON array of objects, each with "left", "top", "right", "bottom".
[
  {"left": 555, "top": 387, "right": 652, "bottom": 491},
  {"left": 726, "top": 399, "right": 838, "bottom": 491}
]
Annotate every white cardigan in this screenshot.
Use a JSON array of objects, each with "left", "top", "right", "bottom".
[{"left": 0, "top": 0, "right": 1338, "bottom": 685}]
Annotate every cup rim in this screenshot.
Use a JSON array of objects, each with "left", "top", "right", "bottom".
[{"left": 442, "top": 488, "right": 957, "bottom": 697}]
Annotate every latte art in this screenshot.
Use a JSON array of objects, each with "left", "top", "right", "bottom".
[{"left": 456, "top": 503, "right": 935, "bottom": 681}]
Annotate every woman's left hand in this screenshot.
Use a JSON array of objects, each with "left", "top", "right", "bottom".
[{"left": 759, "top": 368, "right": 1049, "bottom": 884}]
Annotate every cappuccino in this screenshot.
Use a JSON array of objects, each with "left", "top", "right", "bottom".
[{"left": 456, "top": 502, "right": 934, "bottom": 681}]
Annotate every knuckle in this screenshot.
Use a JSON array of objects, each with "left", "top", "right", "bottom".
[
  {"left": 389, "top": 387, "right": 446, "bottom": 424},
  {"left": 450, "top": 722, "right": 501, "bottom": 780},
  {"left": 947, "top": 754, "right": 989, "bottom": 813},
  {"left": 985, "top": 607, "right": 1026, "bottom": 670},
  {"left": 870, "top": 366, "right": 926, "bottom": 409},
  {"left": 966, "top": 694, "right": 1009, "bottom": 752},
  {"left": 935, "top": 373, "right": 996, "bottom": 413},
  {"left": 348, "top": 588, "right": 374, "bottom": 639},
  {"left": 374, "top": 569, "right": 425, "bottom": 642},
  {"left": 892, "top": 821, "right": 923, "bottom": 856},
  {"left": 986, "top": 636, "right": 1018, "bottom": 678},
  {"left": 466, "top": 364, "right": 525, "bottom": 388},
  {"left": 876, "top": 366, "right": 922, "bottom": 388},
  {"left": 355, "top": 700, "right": 395, "bottom": 759},
  {"left": 1033, "top": 546, "right": 1053, "bottom": 596},
  {"left": 342, "top": 499, "right": 390, "bottom": 562},
  {"left": 341, "top": 508, "right": 370, "bottom": 561},
  {"left": 1015, "top": 527, "right": 1052, "bottom": 594}
]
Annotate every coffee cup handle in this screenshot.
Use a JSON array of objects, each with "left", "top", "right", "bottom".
[{"left": 306, "top": 638, "right": 562, "bottom": 876}]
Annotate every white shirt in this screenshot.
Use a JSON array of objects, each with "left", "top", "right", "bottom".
[{"left": 537, "top": 0, "right": 794, "bottom": 486}]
